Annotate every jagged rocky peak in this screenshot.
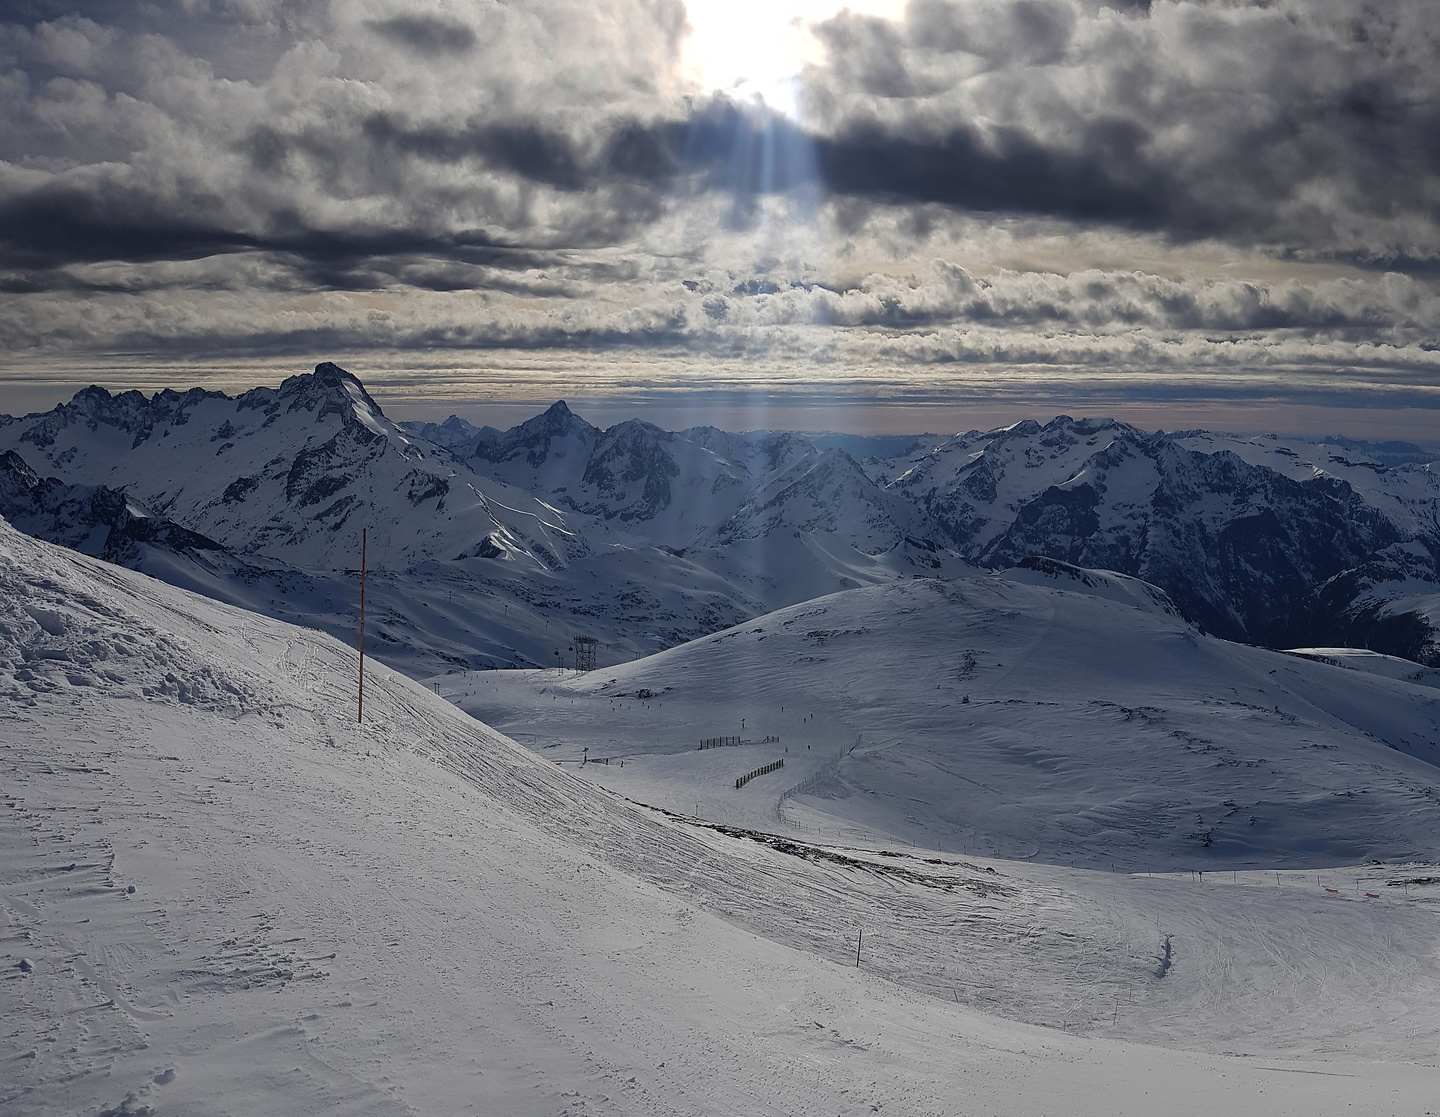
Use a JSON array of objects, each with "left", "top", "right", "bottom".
[
  {"left": 225, "top": 361, "right": 424, "bottom": 459},
  {"left": 398, "top": 415, "right": 503, "bottom": 455},
  {"left": 0, "top": 448, "right": 41, "bottom": 494},
  {"left": 18, "top": 383, "right": 226, "bottom": 447},
  {"left": 436, "top": 414, "right": 486, "bottom": 446},
  {"left": 11, "top": 362, "right": 398, "bottom": 455},
  {"left": 991, "top": 417, "right": 1044, "bottom": 439},
  {"left": 583, "top": 419, "right": 679, "bottom": 507},
  {"left": 259, "top": 361, "right": 388, "bottom": 430},
  {"left": 710, "top": 440, "right": 924, "bottom": 547},
  {"left": 475, "top": 400, "right": 600, "bottom": 466},
  {"left": 1039, "top": 414, "right": 1131, "bottom": 436},
  {"left": 0, "top": 447, "right": 222, "bottom": 564}
]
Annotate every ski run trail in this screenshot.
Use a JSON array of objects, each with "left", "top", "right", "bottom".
[{"left": 3, "top": 516, "right": 1440, "bottom": 1116}]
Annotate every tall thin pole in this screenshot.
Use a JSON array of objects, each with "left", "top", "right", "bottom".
[{"left": 358, "top": 528, "right": 367, "bottom": 723}]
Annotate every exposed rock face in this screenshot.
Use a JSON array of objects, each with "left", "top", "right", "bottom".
[
  {"left": 0, "top": 449, "right": 223, "bottom": 566},
  {"left": 973, "top": 442, "right": 1400, "bottom": 647},
  {"left": 6, "top": 369, "right": 1440, "bottom": 669},
  {"left": 580, "top": 420, "right": 681, "bottom": 522},
  {"left": 881, "top": 416, "right": 1440, "bottom": 658},
  {"left": 474, "top": 400, "right": 597, "bottom": 470}
]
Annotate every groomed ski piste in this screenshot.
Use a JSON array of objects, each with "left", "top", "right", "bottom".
[{"left": 4, "top": 517, "right": 1440, "bottom": 1116}]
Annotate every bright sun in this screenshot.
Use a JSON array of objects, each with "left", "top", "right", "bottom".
[{"left": 681, "top": 0, "right": 908, "bottom": 117}]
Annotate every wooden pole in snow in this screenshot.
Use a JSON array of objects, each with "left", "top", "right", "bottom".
[
  {"left": 855, "top": 928, "right": 862, "bottom": 968},
  {"left": 358, "top": 527, "right": 367, "bottom": 723}
]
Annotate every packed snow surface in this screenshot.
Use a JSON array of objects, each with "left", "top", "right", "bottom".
[
  {"left": 5, "top": 518, "right": 1440, "bottom": 1115},
  {"left": 1285, "top": 646, "right": 1440, "bottom": 689}
]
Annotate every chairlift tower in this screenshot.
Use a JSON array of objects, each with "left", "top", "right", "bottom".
[{"left": 573, "top": 635, "right": 598, "bottom": 673}]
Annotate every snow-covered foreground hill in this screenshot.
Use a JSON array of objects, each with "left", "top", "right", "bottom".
[
  {"left": 447, "top": 559, "right": 1440, "bottom": 873},
  {"left": 6, "top": 523, "right": 1440, "bottom": 1114}
]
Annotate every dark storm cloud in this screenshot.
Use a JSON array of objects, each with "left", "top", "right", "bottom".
[
  {"left": 814, "top": 120, "right": 1165, "bottom": 226},
  {"left": 357, "top": 113, "right": 587, "bottom": 190},
  {"left": 272, "top": 96, "right": 1161, "bottom": 230},
  {"left": 0, "top": 177, "right": 565, "bottom": 276},
  {"left": 0, "top": 0, "right": 692, "bottom": 285},
  {"left": 0, "top": 184, "right": 252, "bottom": 267},
  {"left": 259, "top": 100, "right": 820, "bottom": 202},
  {"left": 800, "top": 0, "right": 1440, "bottom": 261}
]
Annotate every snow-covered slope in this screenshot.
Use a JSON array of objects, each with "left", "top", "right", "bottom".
[
  {"left": 0, "top": 363, "right": 579, "bottom": 572},
  {"left": 9, "top": 371, "right": 1440, "bottom": 672},
  {"left": 6, "top": 515, "right": 1440, "bottom": 1115},
  {"left": 1284, "top": 645, "right": 1440, "bottom": 689},
  {"left": 0, "top": 369, "right": 956, "bottom": 674},
  {"left": 880, "top": 416, "right": 1419, "bottom": 651},
  {"left": 448, "top": 563, "right": 1440, "bottom": 872}
]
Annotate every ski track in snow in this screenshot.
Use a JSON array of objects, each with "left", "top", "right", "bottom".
[{"left": 4, "top": 521, "right": 1440, "bottom": 1115}]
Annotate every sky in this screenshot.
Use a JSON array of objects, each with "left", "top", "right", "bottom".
[{"left": 1, "top": 0, "right": 1439, "bottom": 437}]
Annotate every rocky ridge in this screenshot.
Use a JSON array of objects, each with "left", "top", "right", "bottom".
[{"left": 4, "top": 366, "right": 1440, "bottom": 671}]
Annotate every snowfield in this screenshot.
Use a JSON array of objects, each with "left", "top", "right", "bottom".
[
  {"left": 447, "top": 560, "right": 1440, "bottom": 871},
  {"left": 5, "top": 518, "right": 1440, "bottom": 1115}
]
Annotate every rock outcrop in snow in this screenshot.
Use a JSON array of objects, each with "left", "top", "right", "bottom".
[{"left": 0, "top": 449, "right": 224, "bottom": 565}]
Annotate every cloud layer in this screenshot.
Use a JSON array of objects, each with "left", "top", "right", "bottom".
[
  {"left": 803, "top": 0, "right": 1440, "bottom": 261},
  {"left": 0, "top": 0, "right": 1437, "bottom": 419}
]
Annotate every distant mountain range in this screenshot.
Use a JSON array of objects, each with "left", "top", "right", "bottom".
[
  {"left": 879, "top": 418, "right": 1440, "bottom": 658},
  {"left": 3, "top": 362, "right": 1438, "bottom": 672}
]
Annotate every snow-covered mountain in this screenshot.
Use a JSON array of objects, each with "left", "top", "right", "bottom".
[
  {"left": 0, "top": 448, "right": 223, "bottom": 565},
  {"left": 0, "top": 362, "right": 581, "bottom": 571},
  {"left": 879, "top": 416, "right": 1440, "bottom": 660},
  {"left": 0, "top": 366, "right": 953, "bottom": 673},
  {"left": 402, "top": 412, "right": 502, "bottom": 453},
  {"left": 7, "top": 514, "right": 1440, "bottom": 1115},
  {"left": 6, "top": 368, "right": 1440, "bottom": 672},
  {"left": 461, "top": 401, "right": 933, "bottom": 553}
]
